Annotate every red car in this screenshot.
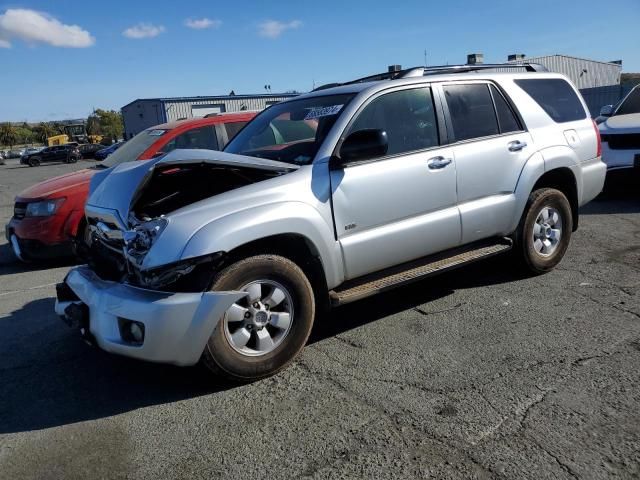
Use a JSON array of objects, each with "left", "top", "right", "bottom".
[{"left": 5, "top": 112, "right": 256, "bottom": 261}]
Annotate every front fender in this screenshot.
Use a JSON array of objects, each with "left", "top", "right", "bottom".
[{"left": 180, "top": 202, "right": 343, "bottom": 289}]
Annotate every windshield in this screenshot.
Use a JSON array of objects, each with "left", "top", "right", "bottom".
[
  {"left": 101, "top": 129, "right": 168, "bottom": 168},
  {"left": 616, "top": 86, "right": 640, "bottom": 116},
  {"left": 224, "top": 93, "right": 355, "bottom": 164}
]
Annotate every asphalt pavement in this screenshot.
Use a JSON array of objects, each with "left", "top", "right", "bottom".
[{"left": 0, "top": 159, "right": 638, "bottom": 479}]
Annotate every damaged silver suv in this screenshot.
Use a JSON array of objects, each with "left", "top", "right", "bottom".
[{"left": 56, "top": 64, "right": 606, "bottom": 381}]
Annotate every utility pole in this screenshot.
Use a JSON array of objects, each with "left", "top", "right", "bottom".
[{"left": 424, "top": 49, "right": 427, "bottom": 67}]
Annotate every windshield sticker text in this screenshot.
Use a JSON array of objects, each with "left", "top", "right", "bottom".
[{"left": 304, "top": 105, "right": 343, "bottom": 120}]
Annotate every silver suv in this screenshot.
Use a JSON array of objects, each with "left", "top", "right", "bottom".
[{"left": 56, "top": 64, "right": 606, "bottom": 381}]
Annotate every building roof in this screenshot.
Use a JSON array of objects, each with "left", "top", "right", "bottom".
[
  {"left": 121, "top": 93, "right": 298, "bottom": 110},
  {"left": 508, "top": 54, "right": 622, "bottom": 68}
]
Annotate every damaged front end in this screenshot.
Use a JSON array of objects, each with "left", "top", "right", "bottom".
[{"left": 79, "top": 149, "right": 298, "bottom": 291}]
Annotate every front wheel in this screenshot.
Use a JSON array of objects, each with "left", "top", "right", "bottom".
[
  {"left": 28, "top": 157, "right": 41, "bottom": 167},
  {"left": 514, "top": 188, "right": 573, "bottom": 274},
  {"left": 201, "top": 255, "right": 315, "bottom": 381}
]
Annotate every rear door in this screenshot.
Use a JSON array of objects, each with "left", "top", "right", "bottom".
[
  {"left": 330, "top": 85, "right": 460, "bottom": 280},
  {"left": 440, "top": 82, "right": 532, "bottom": 243}
]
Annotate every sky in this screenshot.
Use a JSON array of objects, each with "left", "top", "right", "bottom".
[{"left": 0, "top": 0, "right": 638, "bottom": 122}]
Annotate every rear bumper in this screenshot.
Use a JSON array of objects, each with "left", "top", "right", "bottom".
[
  {"left": 601, "top": 143, "right": 640, "bottom": 171},
  {"left": 55, "top": 266, "right": 245, "bottom": 366},
  {"left": 573, "top": 157, "right": 607, "bottom": 207}
]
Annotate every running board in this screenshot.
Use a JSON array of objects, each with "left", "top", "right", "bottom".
[{"left": 330, "top": 238, "right": 512, "bottom": 306}]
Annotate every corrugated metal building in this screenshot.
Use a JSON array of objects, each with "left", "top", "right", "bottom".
[
  {"left": 507, "top": 54, "right": 622, "bottom": 89},
  {"left": 121, "top": 93, "right": 298, "bottom": 138}
]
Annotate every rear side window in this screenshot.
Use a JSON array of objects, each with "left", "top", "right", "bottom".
[
  {"left": 490, "top": 85, "right": 521, "bottom": 133},
  {"left": 444, "top": 84, "right": 499, "bottom": 141},
  {"left": 515, "top": 78, "right": 586, "bottom": 123}
]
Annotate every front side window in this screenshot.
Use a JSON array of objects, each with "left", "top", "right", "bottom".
[
  {"left": 346, "top": 87, "right": 439, "bottom": 156},
  {"left": 162, "top": 126, "right": 218, "bottom": 154},
  {"left": 515, "top": 78, "right": 586, "bottom": 123},
  {"left": 101, "top": 129, "right": 169, "bottom": 168},
  {"left": 224, "top": 94, "right": 355, "bottom": 165},
  {"left": 444, "top": 84, "right": 500, "bottom": 141}
]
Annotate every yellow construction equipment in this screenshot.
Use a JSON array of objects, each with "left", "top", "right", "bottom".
[{"left": 47, "top": 124, "right": 102, "bottom": 146}]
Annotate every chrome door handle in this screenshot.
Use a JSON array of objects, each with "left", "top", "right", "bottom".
[
  {"left": 427, "top": 156, "right": 452, "bottom": 169},
  {"left": 508, "top": 140, "right": 527, "bottom": 152}
]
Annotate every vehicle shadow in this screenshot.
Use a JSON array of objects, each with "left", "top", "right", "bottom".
[
  {"left": 0, "top": 298, "right": 237, "bottom": 434},
  {"left": 580, "top": 173, "right": 640, "bottom": 215},
  {"left": 0, "top": 242, "right": 77, "bottom": 275}
]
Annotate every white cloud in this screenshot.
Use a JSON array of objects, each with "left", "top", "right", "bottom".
[
  {"left": 0, "top": 8, "right": 94, "bottom": 48},
  {"left": 184, "top": 18, "right": 221, "bottom": 30},
  {"left": 258, "top": 19, "right": 302, "bottom": 39},
  {"left": 123, "top": 23, "right": 165, "bottom": 39}
]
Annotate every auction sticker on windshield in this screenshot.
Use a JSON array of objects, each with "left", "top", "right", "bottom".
[{"left": 304, "top": 105, "right": 343, "bottom": 120}]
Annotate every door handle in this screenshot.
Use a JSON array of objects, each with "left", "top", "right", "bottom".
[
  {"left": 508, "top": 140, "right": 527, "bottom": 152},
  {"left": 427, "top": 156, "right": 452, "bottom": 170}
]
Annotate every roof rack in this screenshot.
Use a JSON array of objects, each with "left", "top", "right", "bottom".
[{"left": 312, "top": 63, "right": 549, "bottom": 91}]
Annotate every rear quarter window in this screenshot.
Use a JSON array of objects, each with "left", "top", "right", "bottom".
[{"left": 515, "top": 78, "right": 586, "bottom": 123}]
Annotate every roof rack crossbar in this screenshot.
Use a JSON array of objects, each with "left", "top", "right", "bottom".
[{"left": 311, "top": 62, "right": 549, "bottom": 91}]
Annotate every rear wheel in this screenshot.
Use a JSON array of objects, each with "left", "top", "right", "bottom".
[
  {"left": 514, "top": 188, "right": 572, "bottom": 274},
  {"left": 201, "top": 255, "right": 315, "bottom": 381}
]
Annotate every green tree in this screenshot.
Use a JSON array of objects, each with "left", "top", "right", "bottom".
[
  {"left": 87, "top": 109, "right": 124, "bottom": 143},
  {"left": 0, "top": 122, "right": 18, "bottom": 149},
  {"left": 33, "top": 122, "right": 54, "bottom": 144}
]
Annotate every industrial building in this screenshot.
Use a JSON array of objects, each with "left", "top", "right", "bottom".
[
  {"left": 121, "top": 93, "right": 298, "bottom": 138},
  {"left": 459, "top": 53, "right": 626, "bottom": 117}
]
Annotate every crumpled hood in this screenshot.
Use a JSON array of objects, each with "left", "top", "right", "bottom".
[
  {"left": 599, "top": 113, "right": 640, "bottom": 134},
  {"left": 17, "top": 168, "right": 95, "bottom": 201},
  {"left": 87, "top": 149, "right": 298, "bottom": 225}
]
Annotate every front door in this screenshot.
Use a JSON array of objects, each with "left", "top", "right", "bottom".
[{"left": 330, "top": 86, "right": 460, "bottom": 280}]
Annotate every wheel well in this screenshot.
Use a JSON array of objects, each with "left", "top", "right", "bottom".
[
  {"left": 533, "top": 168, "right": 579, "bottom": 231},
  {"left": 223, "top": 234, "right": 329, "bottom": 308}
]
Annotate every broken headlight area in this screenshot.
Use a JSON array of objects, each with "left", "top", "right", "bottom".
[
  {"left": 129, "top": 252, "right": 224, "bottom": 291},
  {"left": 123, "top": 216, "right": 168, "bottom": 267}
]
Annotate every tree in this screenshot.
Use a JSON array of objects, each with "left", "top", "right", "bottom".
[
  {"left": 0, "top": 122, "right": 18, "bottom": 149},
  {"left": 33, "top": 122, "right": 54, "bottom": 144},
  {"left": 87, "top": 109, "right": 124, "bottom": 143}
]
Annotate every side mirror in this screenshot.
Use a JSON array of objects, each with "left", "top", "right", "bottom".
[
  {"left": 599, "top": 105, "right": 614, "bottom": 117},
  {"left": 152, "top": 151, "right": 166, "bottom": 158},
  {"left": 337, "top": 129, "right": 388, "bottom": 165}
]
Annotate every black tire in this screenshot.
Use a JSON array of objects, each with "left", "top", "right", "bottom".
[
  {"left": 68, "top": 155, "right": 79, "bottom": 163},
  {"left": 201, "top": 255, "right": 315, "bottom": 382},
  {"left": 28, "top": 157, "right": 41, "bottom": 167},
  {"left": 514, "top": 188, "right": 573, "bottom": 274}
]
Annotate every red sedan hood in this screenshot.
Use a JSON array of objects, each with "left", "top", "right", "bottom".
[{"left": 17, "top": 168, "right": 96, "bottom": 201}]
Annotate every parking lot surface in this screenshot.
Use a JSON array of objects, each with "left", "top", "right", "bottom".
[{"left": 0, "top": 159, "right": 638, "bottom": 479}]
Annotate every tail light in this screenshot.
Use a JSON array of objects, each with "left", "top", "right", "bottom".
[{"left": 592, "top": 119, "right": 602, "bottom": 158}]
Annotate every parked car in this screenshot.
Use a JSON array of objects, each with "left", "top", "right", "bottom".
[
  {"left": 94, "top": 142, "right": 124, "bottom": 160},
  {"left": 55, "top": 65, "right": 606, "bottom": 381},
  {"left": 5, "top": 112, "right": 256, "bottom": 261},
  {"left": 79, "top": 143, "right": 106, "bottom": 159},
  {"left": 20, "top": 144, "right": 81, "bottom": 167},
  {"left": 6, "top": 149, "right": 25, "bottom": 159},
  {"left": 597, "top": 84, "right": 640, "bottom": 172},
  {"left": 22, "top": 147, "right": 44, "bottom": 157}
]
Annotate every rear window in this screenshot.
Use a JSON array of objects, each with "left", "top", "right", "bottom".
[{"left": 515, "top": 78, "right": 586, "bottom": 123}]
